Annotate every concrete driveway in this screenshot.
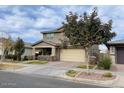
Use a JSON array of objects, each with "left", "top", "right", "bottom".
[{"left": 15, "top": 62, "right": 82, "bottom": 77}]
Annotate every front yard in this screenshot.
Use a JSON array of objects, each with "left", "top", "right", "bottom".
[
  {"left": 0, "top": 63, "right": 24, "bottom": 70},
  {"left": 0, "top": 60, "right": 49, "bottom": 70},
  {"left": 65, "top": 69, "right": 116, "bottom": 81},
  {"left": 77, "top": 65, "right": 95, "bottom": 69},
  {"left": 0, "top": 60, "right": 119, "bottom": 87},
  {"left": 26, "top": 60, "right": 48, "bottom": 64}
]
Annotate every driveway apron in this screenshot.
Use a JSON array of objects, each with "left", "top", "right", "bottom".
[{"left": 15, "top": 62, "right": 82, "bottom": 77}]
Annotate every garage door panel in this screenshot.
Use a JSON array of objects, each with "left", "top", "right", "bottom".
[
  {"left": 60, "top": 49, "right": 85, "bottom": 62},
  {"left": 117, "top": 47, "right": 124, "bottom": 64}
]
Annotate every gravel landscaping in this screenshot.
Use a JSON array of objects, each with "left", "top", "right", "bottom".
[
  {"left": 66, "top": 69, "right": 116, "bottom": 81},
  {"left": 77, "top": 72, "right": 116, "bottom": 81},
  {"left": 77, "top": 65, "right": 95, "bottom": 69},
  {"left": 66, "top": 70, "right": 78, "bottom": 77}
]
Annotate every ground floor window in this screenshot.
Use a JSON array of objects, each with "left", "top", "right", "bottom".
[{"left": 37, "top": 48, "right": 52, "bottom": 56}]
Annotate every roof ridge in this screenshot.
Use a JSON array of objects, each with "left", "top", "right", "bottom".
[
  {"left": 107, "top": 39, "right": 124, "bottom": 45},
  {"left": 32, "top": 40, "right": 60, "bottom": 46},
  {"left": 40, "top": 27, "right": 64, "bottom": 34}
]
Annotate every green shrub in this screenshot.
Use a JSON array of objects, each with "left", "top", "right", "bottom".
[
  {"left": 5, "top": 54, "right": 14, "bottom": 59},
  {"left": 77, "top": 65, "right": 86, "bottom": 69},
  {"left": 98, "top": 56, "right": 112, "bottom": 70},
  {"left": 23, "top": 56, "right": 28, "bottom": 61},
  {"left": 23, "top": 56, "right": 33, "bottom": 61},
  {"left": 103, "top": 72, "right": 113, "bottom": 77},
  {"left": 66, "top": 70, "right": 77, "bottom": 77},
  {"left": 77, "top": 65, "right": 94, "bottom": 69},
  {"left": 12, "top": 55, "right": 17, "bottom": 61},
  {"left": 27, "top": 61, "right": 48, "bottom": 64}
]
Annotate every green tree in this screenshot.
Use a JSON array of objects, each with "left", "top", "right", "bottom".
[
  {"left": 62, "top": 7, "right": 116, "bottom": 73},
  {"left": 14, "top": 37, "right": 25, "bottom": 61},
  {"left": 2, "top": 36, "right": 14, "bottom": 60}
]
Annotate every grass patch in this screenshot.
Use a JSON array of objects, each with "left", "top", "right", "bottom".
[
  {"left": 66, "top": 70, "right": 78, "bottom": 77},
  {"left": 77, "top": 65, "right": 94, "bottom": 69},
  {"left": 102, "top": 72, "right": 113, "bottom": 77},
  {"left": 0, "top": 63, "right": 23, "bottom": 70},
  {"left": 26, "top": 61, "right": 48, "bottom": 64}
]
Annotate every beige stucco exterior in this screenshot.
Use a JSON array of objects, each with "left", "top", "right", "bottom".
[
  {"left": 0, "top": 42, "right": 3, "bottom": 56},
  {"left": 43, "top": 32, "right": 65, "bottom": 43},
  {"left": 109, "top": 46, "right": 116, "bottom": 64},
  {"left": 33, "top": 42, "right": 55, "bottom": 48},
  {"left": 60, "top": 49, "right": 85, "bottom": 62},
  {"left": 21, "top": 48, "right": 32, "bottom": 58},
  {"left": 32, "top": 41, "right": 56, "bottom": 57},
  {"left": 32, "top": 28, "right": 99, "bottom": 62}
]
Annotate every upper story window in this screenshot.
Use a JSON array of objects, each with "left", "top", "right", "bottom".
[{"left": 46, "top": 33, "right": 54, "bottom": 40}]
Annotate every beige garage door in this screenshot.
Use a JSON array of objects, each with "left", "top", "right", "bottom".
[{"left": 60, "top": 49, "right": 85, "bottom": 62}]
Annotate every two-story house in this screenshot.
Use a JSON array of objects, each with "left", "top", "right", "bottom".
[{"left": 32, "top": 27, "right": 99, "bottom": 63}]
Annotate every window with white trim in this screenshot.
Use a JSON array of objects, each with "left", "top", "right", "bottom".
[{"left": 46, "top": 33, "right": 54, "bottom": 40}]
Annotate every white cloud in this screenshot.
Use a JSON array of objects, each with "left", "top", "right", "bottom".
[
  {"left": 34, "top": 16, "right": 62, "bottom": 29},
  {"left": 99, "top": 45, "right": 108, "bottom": 53},
  {"left": 39, "top": 6, "right": 57, "bottom": 18},
  {"left": 12, "top": 6, "right": 27, "bottom": 16},
  {"left": 21, "top": 29, "right": 42, "bottom": 39},
  {"left": 0, "top": 5, "right": 124, "bottom": 44}
]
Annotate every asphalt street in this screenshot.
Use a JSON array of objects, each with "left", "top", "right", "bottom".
[{"left": 0, "top": 71, "right": 106, "bottom": 88}]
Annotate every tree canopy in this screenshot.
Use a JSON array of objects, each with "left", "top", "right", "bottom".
[
  {"left": 14, "top": 37, "right": 25, "bottom": 61},
  {"left": 63, "top": 8, "right": 116, "bottom": 48},
  {"left": 2, "top": 36, "right": 14, "bottom": 59},
  {"left": 62, "top": 7, "right": 116, "bottom": 73}
]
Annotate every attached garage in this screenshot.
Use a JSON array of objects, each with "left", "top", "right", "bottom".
[
  {"left": 60, "top": 49, "right": 85, "bottom": 62},
  {"left": 107, "top": 40, "right": 124, "bottom": 64},
  {"left": 117, "top": 47, "right": 124, "bottom": 64}
]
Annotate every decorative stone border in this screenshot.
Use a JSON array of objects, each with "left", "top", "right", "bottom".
[{"left": 62, "top": 73, "right": 119, "bottom": 87}]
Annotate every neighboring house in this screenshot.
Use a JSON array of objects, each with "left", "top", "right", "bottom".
[
  {"left": 0, "top": 39, "right": 2, "bottom": 58},
  {"left": 0, "top": 38, "right": 32, "bottom": 60},
  {"left": 21, "top": 42, "right": 33, "bottom": 59},
  {"left": 32, "top": 27, "right": 99, "bottom": 63},
  {"left": 107, "top": 39, "right": 124, "bottom": 64},
  {"left": 0, "top": 38, "right": 5, "bottom": 59}
]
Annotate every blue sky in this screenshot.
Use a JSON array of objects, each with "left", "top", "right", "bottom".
[{"left": 0, "top": 5, "right": 124, "bottom": 45}]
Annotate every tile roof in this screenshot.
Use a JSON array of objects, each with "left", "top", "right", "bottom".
[
  {"left": 32, "top": 40, "right": 60, "bottom": 47},
  {"left": 41, "top": 27, "right": 64, "bottom": 34},
  {"left": 107, "top": 39, "right": 124, "bottom": 45}
]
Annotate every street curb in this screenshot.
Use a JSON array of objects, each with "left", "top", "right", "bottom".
[{"left": 61, "top": 74, "right": 119, "bottom": 87}]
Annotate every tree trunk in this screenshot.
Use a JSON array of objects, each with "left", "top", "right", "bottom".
[
  {"left": 17, "top": 55, "right": 21, "bottom": 61},
  {"left": 2, "top": 49, "right": 7, "bottom": 61},
  {"left": 85, "top": 47, "right": 90, "bottom": 74}
]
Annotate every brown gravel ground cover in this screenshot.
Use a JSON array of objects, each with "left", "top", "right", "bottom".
[{"left": 77, "top": 72, "right": 116, "bottom": 81}]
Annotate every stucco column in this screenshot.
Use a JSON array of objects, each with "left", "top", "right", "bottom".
[
  {"left": 51, "top": 47, "right": 55, "bottom": 56},
  {"left": 109, "top": 46, "right": 116, "bottom": 65}
]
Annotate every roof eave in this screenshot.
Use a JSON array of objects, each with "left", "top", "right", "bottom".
[{"left": 40, "top": 27, "right": 64, "bottom": 34}]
